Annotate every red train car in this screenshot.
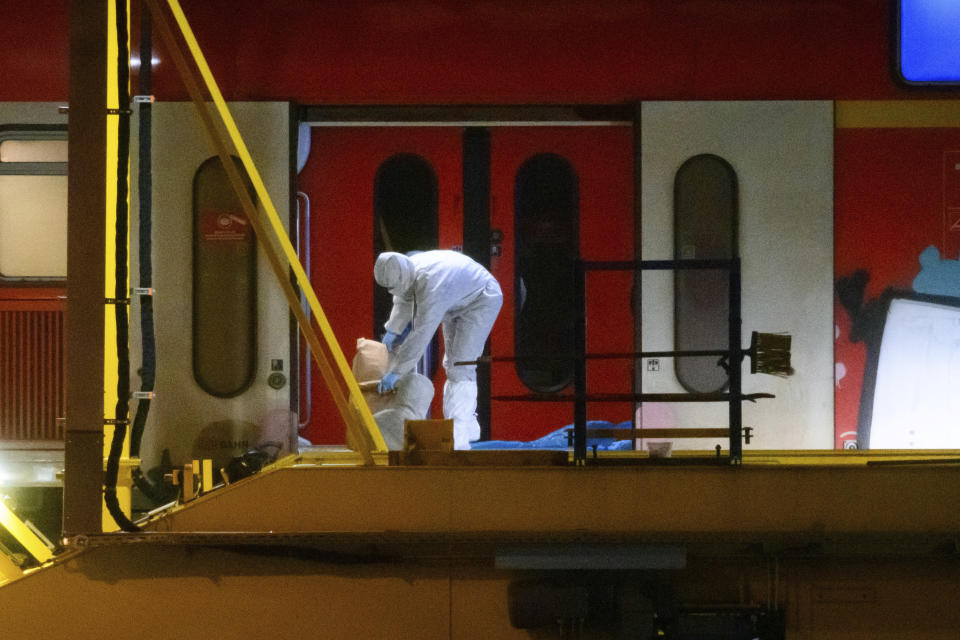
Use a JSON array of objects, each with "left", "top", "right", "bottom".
[{"left": 0, "top": 0, "right": 957, "bottom": 475}]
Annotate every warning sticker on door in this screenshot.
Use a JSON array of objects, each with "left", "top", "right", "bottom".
[{"left": 200, "top": 211, "right": 251, "bottom": 242}]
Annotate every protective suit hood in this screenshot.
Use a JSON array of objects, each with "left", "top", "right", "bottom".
[{"left": 374, "top": 252, "right": 416, "bottom": 296}]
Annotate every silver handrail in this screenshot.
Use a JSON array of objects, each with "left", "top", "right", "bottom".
[{"left": 296, "top": 191, "right": 312, "bottom": 431}]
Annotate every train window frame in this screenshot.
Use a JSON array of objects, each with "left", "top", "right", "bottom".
[{"left": 0, "top": 125, "right": 68, "bottom": 284}]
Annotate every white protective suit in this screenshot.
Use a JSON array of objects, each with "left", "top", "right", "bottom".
[
  {"left": 373, "top": 371, "right": 435, "bottom": 451},
  {"left": 374, "top": 250, "right": 502, "bottom": 449}
]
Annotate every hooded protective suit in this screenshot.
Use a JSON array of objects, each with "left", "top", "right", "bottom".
[
  {"left": 373, "top": 371, "right": 435, "bottom": 451},
  {"left": 374, "top": 250, "right": 502, "bottom": 449}
]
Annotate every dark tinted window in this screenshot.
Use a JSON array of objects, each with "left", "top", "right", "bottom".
[
  {"left": 514, "top": 153, "right": 579, "bottom": 392},
  {"left": 193, "top": 156, "right": 257, "bottom": 397},
  {"left": 674, "top": 153, "right": 738, "bottom": 394},
  {"left": 373, "top": 154, "right": 439, "bottom": 376}
]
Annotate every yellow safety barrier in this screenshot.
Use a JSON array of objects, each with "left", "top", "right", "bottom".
[{"left": 143, "top": 0, "right": 386, "bottom": 461}]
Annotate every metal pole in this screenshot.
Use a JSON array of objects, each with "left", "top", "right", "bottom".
[
  {"left": 463, "top": 127, "right": 492, "bottom": 441},
  {"left": 632, "top": 102, "right": 642, "bottom": 452},
  {"left": 728, "top": 258, "right": 743, "bottom": 464},
  {"left": 64, "top": 0, "right": 108, "bottom": 536},
  {"left": 574, "top": 260, "right": 587, "bottom": 464}
]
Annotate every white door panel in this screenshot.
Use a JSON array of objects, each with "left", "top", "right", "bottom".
[
  {"left": 640, "top": 101, "right": 834, "bottom": 450},
  {"left": 136, "top": 102, "right": 291, "bottom": 470}
]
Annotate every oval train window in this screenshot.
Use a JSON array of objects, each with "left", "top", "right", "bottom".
[
  {"left": 674, "top": 153, "right": 738, "bottom": 394},
  {"left": 193, "top": 156, "right": 258, "bottom": 398},
  {"left": 513, "top": 153, "right": 579, "bottom": 393},
  {"left": 372, "top": 154, "right": 439, "bottom": 376}
]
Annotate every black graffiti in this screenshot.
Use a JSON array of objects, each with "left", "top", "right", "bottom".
[{"left": 835, "top": 270, "right": 888, "bottom": 450}]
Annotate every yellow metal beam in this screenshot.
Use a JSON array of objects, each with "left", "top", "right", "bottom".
[
  {"left": 0, "top": 551, "right": 22, "bottom": 585},
  {"left": 0, "top": 500, "right": 53, "bottom": 564},
  {"left": 144, "top": 0, "right": 386, "bottom": 461},
  {"left": 146, "top": 458, "right": 960, "bottom": 537}
]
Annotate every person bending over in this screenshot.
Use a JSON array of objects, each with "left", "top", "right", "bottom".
[{"left": 374, "top": 250, "right": 502, "bottom": 450}]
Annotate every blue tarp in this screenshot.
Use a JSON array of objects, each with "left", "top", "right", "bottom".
[{"left": 471, "top": 420, "right": 633, "bottom": 451}]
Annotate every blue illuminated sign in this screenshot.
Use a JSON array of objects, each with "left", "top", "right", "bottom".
[{"left": 899, "top": 0, "right": 960, "bottom": 83}]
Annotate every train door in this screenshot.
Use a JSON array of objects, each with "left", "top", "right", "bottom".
[
  {"left": 297, "top": 127, "right": 461, "bottom": 444},
  {"left": 298, "top": 123, "right": 634, "bottom": 446},
  {"left": 488, "top": 127, "right": 634, "bottom": 442},
  {"left": 137, "top": 102, "right": 293, "bottom": 473},
  {"left": 639, "top": 101, "right": 834, "bottom": 450}
]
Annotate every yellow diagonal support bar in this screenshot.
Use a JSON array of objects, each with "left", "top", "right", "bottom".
[
  {"left": 0, "top": 500, "right": 53, "bottom": 564},
  {"left": 145, "top": 0, "right": 379, "bottom": 464},
  {"left": 0, "top": 551, "right": 22, "bottom": 585},
  {"left": 150, "top": 0, "right": 387, "bottom": 458}
]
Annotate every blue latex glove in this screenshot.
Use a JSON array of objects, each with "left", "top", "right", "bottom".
[
  {"left": 378, "top": 371, "right": 400, "bottom": 394},
  {"left": 382, "top": 322, "right": 412, "bottom": 352},
  {"left": 382, "top": 331, "right": 400, "bottom": 352}
]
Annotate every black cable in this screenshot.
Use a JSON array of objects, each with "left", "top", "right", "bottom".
[
  {"left": 128, "top": 6, "right": 174, "bottom": 507},
  {"left": 104, "top": 0, "right": 140, "bottom": 533},
  {"left": 127, "top": 4, "right": 174, "bottom": 506},
  {"left": 131, "top": 4, "right": 155, "bottom": 458}
]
